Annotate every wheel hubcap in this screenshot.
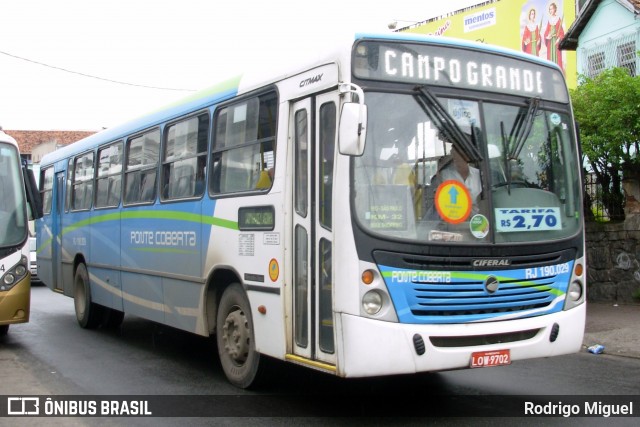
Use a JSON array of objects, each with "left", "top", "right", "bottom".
[{"left": 222, "top": 308, "right": 250, "bottom": 365}]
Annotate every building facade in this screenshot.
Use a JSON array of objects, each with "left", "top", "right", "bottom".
[
  {"left": 560, "top": 1, "right": 640, "bottom": 303},
  {"left": 2, "top": 129, "right": 97, "bottom": 163},
  {"left": 560, "top": 0, "right": 640, "bottom": 77}
]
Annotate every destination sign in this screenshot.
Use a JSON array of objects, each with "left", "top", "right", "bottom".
[{"left": 353, "top": 40, "right": 568, "bottom": 102}]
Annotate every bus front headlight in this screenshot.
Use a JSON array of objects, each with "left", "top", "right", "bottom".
[
  {"left": 3, "top": 273, "right": 16, "bottom": 287},
  {"left": 564, "top": 258, "right": 585, "bottom": 310},
  {"left": 567, "top": 281, "right": 583, "bottom": 302},
  {"left": 0, "top": 256, "right": 29, "bottom": 291},
  {"left": 362, "top": 290, "right": 383, "bottom": 315}
]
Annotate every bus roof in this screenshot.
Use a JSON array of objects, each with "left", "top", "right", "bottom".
[
  {"left": 356, "top": 31, "right": 563, "bottom": 70},
  {"left": 41, "top": 75, "right": 242, "bottom": 166},
  {"left": 0, "top": 129, "right": 18, "bottom": 146},
  {"left": 40, "top": 32, "right": 562, "bottom": 167}
]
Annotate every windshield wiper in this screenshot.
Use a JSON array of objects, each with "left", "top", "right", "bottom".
[
  {"left": 413, "top": 85, "right": 482, "bottom": 163},
  {"left": 498, "top": 97, "right": 540, "bottom": 194},
  {"left": 500, "top": 121, "right": 512, "bottom": 194},
  {"left": 508, "top": 97, "right": 540, "bottom": 160}
]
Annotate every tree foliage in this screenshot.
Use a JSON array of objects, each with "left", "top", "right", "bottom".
[{"left": 570, "top": 67, "right": 640, "bottom": 221}]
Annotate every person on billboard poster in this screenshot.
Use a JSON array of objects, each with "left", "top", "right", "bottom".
[
  {"left": 522, "top": 7, "right": 541, "bottom": 56},
  {"left": 544, "top": 2, "right": 565, "bottom": 71}
]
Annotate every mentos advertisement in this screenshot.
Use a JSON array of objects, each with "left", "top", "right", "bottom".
[{"left": 402, "top": 0, "right": 577, "bottom": 88}]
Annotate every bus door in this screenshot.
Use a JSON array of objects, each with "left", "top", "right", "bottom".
[
  {"left": 51, "top": 172, "right": 64, "bottom": 292},
  {"left": 290, "top": 92, "right": 338, "bottom": 366}
]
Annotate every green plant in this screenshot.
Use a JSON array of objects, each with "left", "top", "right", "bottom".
[{"left": 571, "top": 67, "right": 640, "bottom": 221}]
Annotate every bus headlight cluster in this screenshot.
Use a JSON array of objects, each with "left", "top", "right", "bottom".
[
  {"left": 564, "top": 259, "right": 585, "bottom": 310},
  {"left": 359, "top": 266, "right": 398, "bottom": 322},
  {"left": 0, "top": 256, "right": 29, "bottom": 291},
  {"left": 567, "top": 281, "right": 582, "bottom": 301}
]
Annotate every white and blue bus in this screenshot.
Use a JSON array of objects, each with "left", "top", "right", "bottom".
[
  {"left": 37, "top": 33, "right": 586, "bottom": 388},
  {"left": 0, "top": 128, "right": 42, "bottom": 336}
]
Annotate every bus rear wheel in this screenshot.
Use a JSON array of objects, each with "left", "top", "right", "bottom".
[
  {"left": 0, "top": 325, "right": 8, "bottom": 336},
  {"left": 216, "top": 283, "right": 262, "bottom": 388},
  {"left": 74, "top": 263, "right": 102, "bottom": 329}
]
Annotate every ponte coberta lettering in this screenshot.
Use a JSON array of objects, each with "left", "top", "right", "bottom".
[{"left": 130, "top": 230, "right": 196, "bottom": 247}]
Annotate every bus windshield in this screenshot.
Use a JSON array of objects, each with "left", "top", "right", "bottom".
[
  {"left": 353, "top": 91, "right": 582, "bottom": 244},
  {"left": 0, "top": 142, "right": 28, "bottom": 248}
]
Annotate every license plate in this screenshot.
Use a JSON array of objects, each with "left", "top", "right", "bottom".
[{"left": 470, "top": 349, "right": 511, "bottom": 368}]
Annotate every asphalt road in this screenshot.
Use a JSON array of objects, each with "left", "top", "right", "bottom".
[{"left": 1, "top": 285, "right": 639, "bottom": 425}]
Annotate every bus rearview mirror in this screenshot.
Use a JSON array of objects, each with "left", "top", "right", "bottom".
[
  {"left": 23, "top": 165, "right": 43, "bottom": 220},
  {"left": 339, "top": 102, "right": 367, "bottom": 156}
]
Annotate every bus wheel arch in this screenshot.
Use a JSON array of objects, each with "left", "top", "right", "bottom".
[
  {"left": 73, "top": 260, "right": 102, "bottom": 329},
  {"left": 205, "top": 267, "right": 241, "bottom": 336}
]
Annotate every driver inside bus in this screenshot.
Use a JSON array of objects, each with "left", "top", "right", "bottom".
[{"left": 423, "top": 145, "right": 482, "bottom": 221}]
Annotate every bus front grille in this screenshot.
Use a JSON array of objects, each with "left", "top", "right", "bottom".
[
  {"left": 379, "top": 266, "right": 572, "bottom": 323},
  {"left": 374, "top": 250, "right": 574, "bottom": 324},
  {"left": 412, "top": 278, "right": 555, "bottom": 317}
]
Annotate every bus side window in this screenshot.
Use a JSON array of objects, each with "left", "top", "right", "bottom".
[
  {"left": 95, "top": 141, "right": 123, "bottom": 208},
  {"left": 71, "top": 151, "right": 94, "bottom": 211},
  {"left": 95, "top": 178, "right": 109, "bottom": 207},
  {"left": 140, "top": 170, "right": 157, "bottom": 202},
  {"left": 39, "top": 167, "right": 54, "bottom": 215},
  {"left": 210, "top": 154, "right": 221, "bottom": 194},
  {"left": 162, "top": 113, "right": 209, "bottom": 201},
  {"left": 211, "top": 92, "right": 277, "bottom": 195},
  {"left": 124, "top": 172, "right": 140, "bottom": 204},
  {"left": 108, "top": 174, "right": 122, "bottom": 206},
  {"left": 124, "top": 129, "right": 159, "bottom": 205},
  {"left": 169, "top": 163, "right": 194, "bottom": 198}
]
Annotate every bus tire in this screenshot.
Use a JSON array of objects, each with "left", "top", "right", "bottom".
[
  {"left": 0, "top": 325, "right": 8, "bottom": 336},
  {"left": 73, "top": 263, "right": 102, "bottom": 329},
  {"left": 216, "top": 283, "right": 262, "bottom": 388}
]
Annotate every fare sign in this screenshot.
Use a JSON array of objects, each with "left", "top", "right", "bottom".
[{"left": 495, "top": 207, "right": 562, "bottom": 232}]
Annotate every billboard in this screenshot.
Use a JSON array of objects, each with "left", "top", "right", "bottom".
[{"left": 402, "top": 0, "right": 577, "bottom": 88}]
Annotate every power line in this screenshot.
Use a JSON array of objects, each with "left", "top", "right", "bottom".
[{"left": 0, "top": 49, "right": 197, "bottom": 92}]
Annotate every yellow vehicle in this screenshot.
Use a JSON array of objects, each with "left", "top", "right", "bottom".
[{"left": 0, "top": 128, "right": 42, "bottom": 336}]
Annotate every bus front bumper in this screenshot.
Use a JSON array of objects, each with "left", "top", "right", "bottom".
[
  {"left": 0, "top": 274, "right": 31, "bottom": 326},
  {"left": 337, "top": 304, "right": 585, "bottom": 378}
]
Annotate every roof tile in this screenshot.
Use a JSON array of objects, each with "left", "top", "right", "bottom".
[{"left": 3, "top": 130, "right": 97, "bottom": 154}]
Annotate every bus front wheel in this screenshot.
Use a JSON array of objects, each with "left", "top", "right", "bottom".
[
  {"left": 74, "top": 263, "right": 102, "bottom": 329},
  {"left": 216, "top": 283, "right": 262, "bottom": 388}
]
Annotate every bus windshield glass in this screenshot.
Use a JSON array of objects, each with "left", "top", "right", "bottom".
[
  {"left": 0, "top": 142, "right": 28, "bottom": 247},
  {"left": 352, "top": 42, "right": 581, "bottom": 244}
]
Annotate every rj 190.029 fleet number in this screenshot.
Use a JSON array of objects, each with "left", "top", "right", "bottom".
[{"left": 525, "top": 262, "right": 570, "bottom": 279}]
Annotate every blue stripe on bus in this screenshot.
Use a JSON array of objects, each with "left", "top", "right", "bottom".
[
  {"left": 380, "top": 262, "right": 572, "bottom": 324},
  {"left": 36, "top": 207, "right": 237, "bottom": 253}
]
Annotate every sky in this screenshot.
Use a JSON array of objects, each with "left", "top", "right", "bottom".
[{"left": 0, "top": 0, "right": 480, "bottom": 131}]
